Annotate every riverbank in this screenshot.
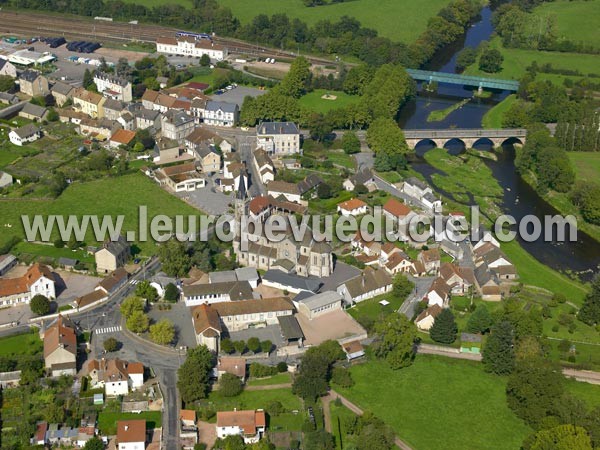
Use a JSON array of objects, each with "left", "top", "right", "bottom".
[
  {"left": 482, "top": 94, "right": 517, "bottom": 128},
  {"left": 427, "top": 98, "right": 470, "bottom": 122}
]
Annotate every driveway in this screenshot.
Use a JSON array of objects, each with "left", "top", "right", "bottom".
[{"left": 398, "top": 276, "right": 436, "bottom": 319}]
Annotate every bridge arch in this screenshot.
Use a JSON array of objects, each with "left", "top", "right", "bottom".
[
  {"left": 443, "top": 138, "right": 466, "bottom": 155},
  {"left": 472, "top": 137, "right": 495, "bottom": 151},
  {"left": 413, "top": 139, "right": 439, "bottom": 156},
  {"left": 501, "top": 137, "right": 524, "bottom": 147}
]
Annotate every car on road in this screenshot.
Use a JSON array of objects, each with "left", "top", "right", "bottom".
[{"left": 240, "top": 127, "right": 249, "bottom": 131}]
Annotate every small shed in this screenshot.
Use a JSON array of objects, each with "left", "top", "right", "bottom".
[
  {"left": 58, "top": 257, "right": 79, "bottom": 270},
  {"left": 278, "top": 315, "right": 304, "bottom": 347},
  {"left": 93, "top": 393, "right": 104, "bottom": 405}
]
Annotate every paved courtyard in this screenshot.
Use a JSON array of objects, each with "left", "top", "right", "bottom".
[
  {"left": 176, "top": 177, "right": 233, "bottom": 216},
  {"left": 148, "top": 301, "right": 197, "bottom": 349},
  {"left": 210, "top": 86, "right": 266, "bottom": 108},
  {"left": 227, "top": 324, "right": 285, "bottom": 349},
  {"left": 296, "top": 310, "right": 366, "bottom": 346}
]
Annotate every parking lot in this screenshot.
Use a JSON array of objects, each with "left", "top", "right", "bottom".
[
  {"left": 176, "top": 176, "right": 233, "bottom": 216},
  {"left": 227, "top": 324, "right": 285, "bottom": 349},
  {"left": 147, "top": 301, "right": 197, "bottom": 349},
  {"left": 211, "top": 86, "right": 267, "bottom": 108}
]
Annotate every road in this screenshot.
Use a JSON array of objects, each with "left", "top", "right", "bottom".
[
  {"left": 74, "top": 258, "right": 183, "bottom": 450},
  {"left": 399, "top": 276, "right": 436, "bottom": 319}
]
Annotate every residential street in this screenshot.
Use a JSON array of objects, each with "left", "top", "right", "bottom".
[{"left": 399, "top": 276, "right": 435, "bottom": 319}]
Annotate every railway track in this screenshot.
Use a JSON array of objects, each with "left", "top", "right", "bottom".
[{"left": 0, "top": 10, "right": 337, "bottom": 65}]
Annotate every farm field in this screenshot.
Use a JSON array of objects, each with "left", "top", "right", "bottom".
[
  {"left": 464, "top": 37, "right": 600, "bottom": 82},
  {"left": 215, "top": 0, "right": 453, "bottom": 43},
  {"left": 568, "top": 152, "right": 600, "bottom": 183},
  {"left": 337, "top": 355, "right": 532, "bottom": 450},
  {"left": 0, "top": 173, "right": 203, "bottom": 256},
  {"left": 533, "top": 0, "right": 600, "bottom": 47},
  {"left": 298, "top": 90, "right": 361, "bottom": 114}
]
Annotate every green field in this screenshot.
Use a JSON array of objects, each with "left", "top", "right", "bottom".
[
  {"left": 215, "top": 0, "right": 452, "bottom": 43},
  {"left": 299, "top": 90, "right": 362, "bottom": 114},
  {"left": 329, "top": 403, "right": 357, "bottom": 450},
  {"left": 12, "top": 241, "right": 96, "bottom": 264},
  {"left": 568, "top": 152, "right": 600, "bottom": 183},
  {"left": 0, "top": 173, "right": 203, "bottom": 256},
  {"left": 347, "top": 293, "right": 405, "bottom": 323},
  {"left": 482, "top": 94, "right": 517, "bottom": 129},
  {"left": 533, "top": 0, "right": 600, "bottom": 47},
  {"left": 246, "top": 372, "right": 292, "bottom": 387},
  {"left": 464, "top": 37, "right": 600, "bottom": 81},
  {"left": 0, "top": 330, "right": 43, "bottom": 357},
  {"left": 337, "top": 355, "right": 531, "bottom": 450},
  {"left": 97, "top": 411, "right": 162, "bottom": 435}
]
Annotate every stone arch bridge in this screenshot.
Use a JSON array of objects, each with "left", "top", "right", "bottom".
[{"left": 404, "top": 128, "right": 527, "bottom": 150}]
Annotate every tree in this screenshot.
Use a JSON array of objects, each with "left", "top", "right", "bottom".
[
  {"left": 266, "top": 400, "right": 283, "bottom": 417},
  {"left": 466, "top": 304, "right": 493, "bottom": 334},
  {"left": 219, "top": 373, "right": 243, "bottom": 397},
  {"left": 579, "top": 274, "right": 600, "bottom": 326},
  {"left": 366, "top": 117, "right": 409, "bottom": 158},
  {"left": 199, "top": 54, "right": 211, "bottom": 67},
  {"left": 126, "top": 310, "right": 150, "bottom": 334},
  {"left": 221, "top": 338, "right": 234, "bottom": 354},
  {"left": 83, "top": 69, "right": 95, "bottom": 90},
  {"left": 392, "top": 273, "right": 413, "bottom": 299},
  {"left": 135, "top": 280, "right": 158, "bottom": 302},
  {"left": 54, "top": 239, "right": 65, "bottom": 248},
  {"left": 233, "top": 340, "right": 246, "bottom": 354},
  {"left": 308, "top": 112, "right": 333, "bottom": 142},
  {"left": 276, "top": 56, "right": 311, "bottom": 98},
  {"left": 47, "top": 108, "right": 59, "bottom": 122},
  {"left": 177, "top": 345, "right": 214, "bottom": 404},
  {"left": 163, "top": 283, "right": 179, "bottom": 302},
  {"left": 277, "top": 361, "right": 288, "bottom": 372},
  {"left": 506, "top": 358, "right": 564, "bottom": 428},
  {"left": 430, "top": 308, "right": 458, "bottom": 344},
  {"left": 304, "top": 431, "right": 335, "bottom": 450},
  {"left": 84, "top": 436, "right": 104, "bottom": 450},
  {"left": 30, "top": 294, "right": 50, "bottom": 316},
  {"left": 120, "top": 297, "right": 145, "bottom": 319},
  {"left": 455, "top": 47, "right": 478, "bottom": 71},
  {"left": 103, "top": 337, "right": 119, "bottom": 352},
  {"left": 371, "top": 314, "right": 417, "bottom": 369},
  {"left": 158, "top": 240, "right": 191, "bottom": 277},
  {"left": 342, "top": 131, "right": 361, "bottom": 154},
  {"left": 0, "top": 75, "right": 14, "bottom": 92},
  {"left": 528, "top": 424, "right": 593, "bottom": 450},
  {"left": 482, "top": 320, "right": 515, "bottom": 375},
  {"left": 261, "top": 340, "right": 272, "bottom": 354},
  {"left": 149, "top": 319, "right": 175, "bottom": 345},
  {"left": 479, "top": 48, "right": 504, "bottom": 73},
  {"left": 331, "top": 367, "right": 354, "bottom": 388},
  {"left": 247, "top": 337, "right": 261, "bottom": 354},
  {"left": 115, "top": 57, "right": 132, "bottom": 79},
  {"left": 317, "top": 183, "right": 332, "bottom": 199}
]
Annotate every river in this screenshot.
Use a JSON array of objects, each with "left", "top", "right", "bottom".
[{"left": 398, "top": 6, "right": 600, "bottom": 279}]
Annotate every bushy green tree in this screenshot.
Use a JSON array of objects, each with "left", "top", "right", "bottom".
[
  {"left": 135, "top": 280, "right": 158, "bottom": 302},
  {"left": 342, "top": 131, "right": 361, "bottom": 154},
  {"left": 483, "top": 320, "right": 515, "bottom": 375},
  {"left": 149, "top": 319, "right": 175, "bottom": 345},
  {"left": 527, "top": 424, "right": 592, "bottom": 450},
  {"left": 126, "top": 310, "right": 149, "bottom": 334},
  {"left": 371, "top": 314, "right": 417, "bottom": 369},
  {"left": 158, "top": 240, "right": 191, "bottom": 277},
  {"left": 579, "top": 274, "right": 600, "bottom": 326},
  {"left": 219, "top": 373, "right": 243, "bottom": 397},
  {"left": 247, "top": 337, "right": 261, "bottom": 354},
  {"left": 163, "top": 283, "right": 179, "bottom": 302},
  {"left": 221, "top": 338, "right": 234, "bottom": 354},
  {"left": 30, "top": 294, "right": 50, "bottom": 316},
  {"left": 103, "top": 337, "right": 119, "bottom": 352},
  {"left": 177, "top": 346, "right": 214, "bottom": 404},
  {"left": 120, "top": 296, "right": 145, "bottom": 319},
  {"left": 479, "top": 48, "right": 504, "bottom": 73},
  {"left": 466, "top": 304, "right": 493, "bottom": 334},
  {"left": 430, "top": 308, "right": 458, "bottom": 344}
]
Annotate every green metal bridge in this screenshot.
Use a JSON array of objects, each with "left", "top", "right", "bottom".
[{"left": 406, "top": 69, "right": 520, "bottom": 91}]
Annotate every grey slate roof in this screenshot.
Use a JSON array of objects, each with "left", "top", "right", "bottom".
[
  {"left": 278, "top": 315, "right": 304, "bottom": 341},
  {"left": 103, "top": 98, "right": 125, "bottom": 112},
  {"left": 163, "top": 109, "right": 193, "bottom": 126},
  {"left": 208, "top": 271, "right": 237, "bottom": 284},
  {"left": 263, "top": 270, "right": 321, "bottom": 292},
  {"left": 349, "top": 168, "right": 373, "bottom": 186},
  {"left": 12, "top": 123, "right": 40, "bottom": 139},
  {"left": 20, "top": 69, "right": 41, "bottom": 82},
  {"left": 205, "top": 100, "right": 238, "bottom": 114},
  {"left": 58, "top": 257, "right": 78, "bottom": 267},
  {"left": 21, "top": 102, "right": 47, "bottom": 118},
  {"left": 405, "top": 176, "right": 429, "bottom": 191},
  {"left": 183, "top": 280, "right": 254, "bottom": 301},
  {"left": 257, "top": 121, "right": 299, "bottom": 135},
  {"left": 51, "top": 81, "right": 73, "bottom": 96},
  {"left": 0, "top": 92, "right": 18, "bottom": 104},
  {"left": 297, "top": 291, "right": 342, "bottom": 311}
]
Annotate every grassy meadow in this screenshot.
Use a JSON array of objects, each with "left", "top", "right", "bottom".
[
  {"left": 533, "top": 0, "right": 600, "bottom": 47},
  {"left": 482, "top": 94, "right": 517, "bottom": 128},
  {"left": 299, "top": 90, "right": 362, "bottom": 114},
  {"left": 568, "top": 152, "right": 600, "bottom": 183},
  {"left": 336, "top": 355, "right": 532, "bottom": 450}
]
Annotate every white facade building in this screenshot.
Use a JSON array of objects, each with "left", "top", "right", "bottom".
[{"left": 156, "top": 37, "right": 227, "bottom": 60}]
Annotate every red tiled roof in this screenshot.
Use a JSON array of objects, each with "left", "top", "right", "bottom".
[
  {"left": 383, "top": 198, "right": 413, "bottom": 218},
  {"left": 217, "top": 410, "right": 266, "bottom": 435},
  {"left": 338, "top": 198, "right": 367, "bottom": 211},
  {"left": 110, "top": 129, "right": 136, "bottom": 145},
  {"left": 117, "top": 420, "right": 146, "bottom": 443}
]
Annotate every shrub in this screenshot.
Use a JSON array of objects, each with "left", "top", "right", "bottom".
[
  {"left": 276, "top": 361, "right": 288, "bottom": 373},
  {"left": 219, "top": 373, "right": 243, "bottom": 397},
  {"left": 265, "top": 400, "right": 283, "bottom": 417},
  {"left": 103, "top": 337, "right": 119, "bottom": 352},
  {"left": 30, "top": 294, "right": 51, "bottom": 316}
]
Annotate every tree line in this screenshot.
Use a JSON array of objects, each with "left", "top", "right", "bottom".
[{"left": 9, "top": 0, "right": 481, "bottom": 68}]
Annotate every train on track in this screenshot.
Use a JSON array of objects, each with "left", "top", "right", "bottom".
[{"left": 175, "top": 31, "right": 212, "bottom": 41}]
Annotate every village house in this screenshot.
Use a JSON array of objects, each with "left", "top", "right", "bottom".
[
  {"left": 439, "top": 262, "right": 474, "bottom": 295},
  {"left": 418, "top": 248, "right": 441, "bottom": 275},
  {"left": 162, "top": 110, "right": 195, "bottom": 143},
  {"left": 134, "top": 107, "right": 162, "bottom": 131},
  {"left": 156, "top": 36, "right": 228, "bottom": 60},
  {"left": 208, "top": 267, "right": 260, "bottom": 289},
  {"left": 182, "top": 280, "right": 254, "bottom": 306},
  {"left": 0, "top": 263, "right": 55, "bottom": 307},
  {"left": 191, "top": 303, "right": 222, "bottom": 351},
  {"left": 216, "top": 357, "right": 246, "bottom": 382},
  {"left": 0, "top": 91, "right": 19, "bottom": 105},
  {"left": 9, "top": 123, "right": 41, "bottom": 146},
  {"left": 93, "top": 71, "right": 133, "bottom": 103},
  {"left": 43, "top": 315, "right": 78, "bottom": 377},
  {"left": 343, "top": 168, "right": 373, "bottom": 191},
  {"left": 196, "top": 143, "right": 221, "bottom": 173},
  {"left": 261, "top": 270, "right": 321, "bottom": 294},
  {"left": 474, "top": 264, "right": 502, "bottom": 301},
  {"left": 266, "top": 181, "right": 302, "bottom": 204},
  {"left": 254, "top": 148, "right": 275, "bottom": 184},
  {"left": 201, "top": 100, "right": 239, "bottom": 127},
  {"left": 0, "top": 58, "right": 17, "bottom": 78},
  {"left": 87, "top": 358, "right": 144, "bottom": 396},
  {"left": 141, "top": 89, "right": 177, "bottom": 112},
  {"left": 95, "top": 267, "right": 130, "bottom": 296},
  {"left": 50, "top": 81, "right": 73, "bottom": 107},
  {"left": 337, "top": 198, "right": 368, "bottom": 217},
  {"left": 18, "top": 102, "right": 48, "bottom": 121},
  {"left": 384, "top": 251, "right": 416, "bottom": 275},
  {"left": 18, "top": 70, "right": 49, "bottom": 97},
  {"left": 72, "top": 88, "right": 106, "bottom": 118},
  {"left": 216, "top": 410, "right": 266, "bottom": 444},
  {"left": 185, "top": 127, "right": 233, "bottom": 154},
  {"left": 95, "top": 235, "right": 130, "bottom": 274},
  {"left": 0, "top": 171, "right": 13, "bottom": 189},
  {"left": 337, "top": 267, "right": 393, "bottom": 305},
  {"left": 415, "top": 304, "right": 442, "bottom": 331},
  {"left": 116, "top": 420, "right": 146, "bottom": 450},
  {"left": 0, "top": 254, "right": 17, "bottom": 276},
  {"left": 79, "top": 118, "right": 119, "bottom": 140},
  {"left": 257, "top": 121, "right": 300, "bottom": 156},
  {"left": 382, "top": 198, "right": 417, "bottom": 240},
  {"left": 109, "top": 129, "right": 136, "bottom": 149},
  {"left": 102, "top": 98, "right": 125, "bottom": 121},
  {"left": 294, "top": 290, "right": 343, "bottom": 320},
  {"left": 156, "top": 162, "right": 206, "bottom": 192},
  {"left": 117, "top": 111, "right": 136, "bottom": 131},
  {"left": 424, "top": 277, "right": 451, "bottom": 307},
  {"left": 180, "top": 410, "right": 198, "bottom": 449},
  {"left": 155, "top": 137, "right": 180, "bottom": 161}
]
